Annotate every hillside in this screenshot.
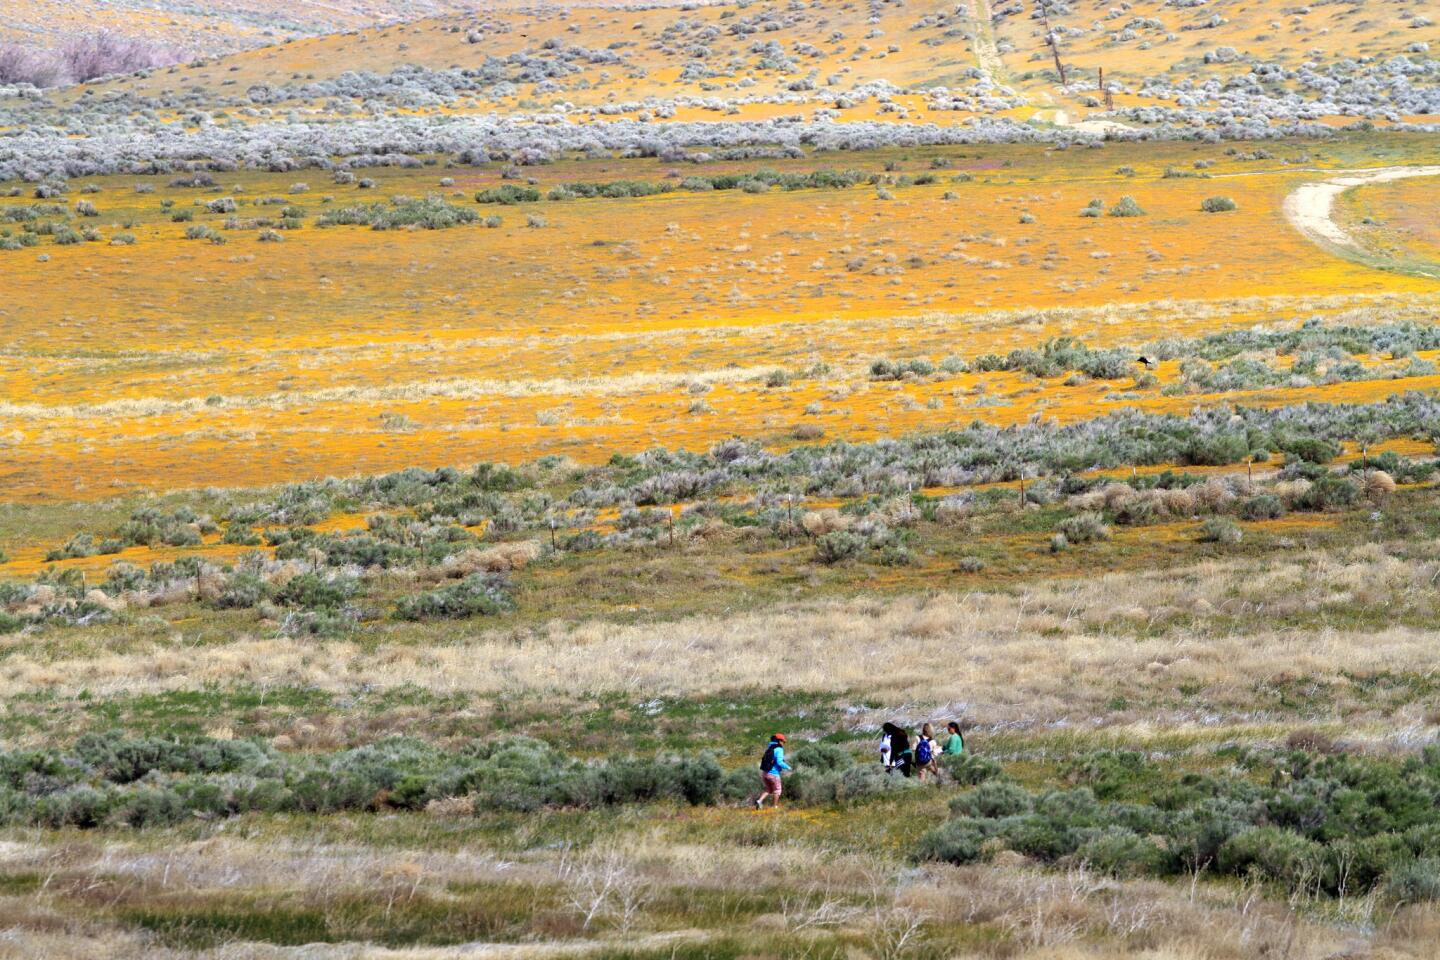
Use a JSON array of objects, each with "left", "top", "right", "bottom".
[
  {"left": 40, "top": 0, "right": 1437, "bottom": 130},
  {"left": 0, "top": 0, "right": 517, "bottom": 55}
]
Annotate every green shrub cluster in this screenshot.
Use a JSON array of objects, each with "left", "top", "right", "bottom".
[
  {"left": 43, "top": 532, "right": 123, "bottom": 562},
  {"left": 970, "top": 337, "right": 1132, "bottom": 380},
  {"left": 1349, "top": 451, "right": 1437, "bottom": 484},
  {"left": 548, "top": 179, "right": 671, "bottom": 200},
  {"left": 394, "top": 573, "right": 515, "bottom": 620},
  {"left": 118, "top": 507, "right": 207, "bottom": 548},
  {"left": 1, "top": 203, "right": 69, "bottom": 222},
  {"left": 1159, "top": 318, "right": 1440, "bottom": 366},
  {"left": 869, "top": 358, "right": 936, "bottom": 380},
  {"left": 184, "top": 224, "right": 225, "bottom": 243},
  {"left": 1109, "top": 196, "right": 1145, "bottom": 217},
  {"left": 690, "top": 169, "right": 866, "bottom": 192},
  {"left": 919, "top": 746, "right": 1440, "bottom": 899},
  {"left": 1057, "top": 513, "right": 1110, "bottom": 543},
  {"left": 474, "top": 185, "right": 542, "bottom": 204},
  {"left": 487, "top": 169, "right": 871, "bottom": 205},
  {"left": 318, "top": 197, "right": 480, "bottom": 230},
  {"left": 0, "top": 735, "right": 892, "bottom": 827},
  {"left": 813, "top": 530, "right": 866, "bottom": 564}
]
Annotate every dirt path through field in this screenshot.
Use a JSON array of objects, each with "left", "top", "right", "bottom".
[
  {"left": 967, "top": 0, "right": 1015, "bottom": 96},
  {"left": 972, "top": 0, "right": 1137, "bottom": 134},
  {"left": 1284, "top": 165, "right": 1440, "bottom": 278}
]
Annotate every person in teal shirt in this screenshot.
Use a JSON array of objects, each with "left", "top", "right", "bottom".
[
  {"left": 944, "top": 721, "right": 965, "bottom": 756},
  {"left": 753, "top": 733, "right": 791, "bottom": 809}
]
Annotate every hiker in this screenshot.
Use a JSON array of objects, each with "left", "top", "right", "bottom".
[
  {"left": 915, "top": 723, "right": 939, "bottom": 780},
  {"left": 944, "top": 720, "right": 965, "bottom": 757},
  {"left": 883, "top": 722, "right": 913, "bottom": 777},
  {"left": 753, "top": 733, "right": 791, "bottom": 809}
]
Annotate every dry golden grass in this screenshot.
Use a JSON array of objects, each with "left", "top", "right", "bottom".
[
  {"left": 5, "top": 538, "right": 1438, "bottom": 737},
  {"left": 0, "top": 829, "right": 1435, "bottom": 959}
]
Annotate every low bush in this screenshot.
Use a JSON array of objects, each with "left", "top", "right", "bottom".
[
  {"left": 1240, "top": 494, "right": 1285, "bottom": 521},
  {"left": 1387, "top": 857, "right": 1440, "bottom": 903},
  {"left": 273, "top": 572, "right": 358, "bottom": 611},
  {"left": 921, "top": 745, "right": 1440, "bottom": 899},
  {"left": 183, "top": 224, "right": 224, "bottom": 243},
  {"left": 813, "top": 530, "right": 865, "bottom": 564},
  {"left": 116, "top": 508, "right": 202, "bottom": 547},
  {"left": 1293, "top": 475, "right": 1360, "bottom": 511},
  {"left": 1198, "top": 517, "right": 1242, "bottom": 544},
  {"left": 394, "top": 573, "right": 514, "bottom": 620},
  {"left": 1109, "top": 196, "right": 1145, "bottom": 217},
  {"left": 950, "top": 781, "right": 1032, "bottom": 819},
  {"left": 1351, "top": 452, "right": 1436, "bottom": 484},
  {"left": 1077, "top": 828, "right": 1169, "bottom": 877},
  {"left": 870, "top": 358, "right": 935, "bottom": 380},
  {"left": 916, "top": 818, "right": 989, "bottom": 864},
  {"left": 1278, "top": 436, "right": 1340, "bottom": 464},
  {"left": 940, "top": 753, "right": 1001, "bottom": 785},
  {"left": 318, "top": 197, "right": 479, "bottom": 230},
  {"left": 214, "top": 571, "right": 269, "bottom": 609},
  {"left": 788, "top": 764, "right": 921, "bottom": 805},
  {"left": 475, "top": 185, "right": 541, "bottom": 204},
  {"left": 1218, "top": 827, "right": 1326, "bottom": 892},
  {"left": 790, "top": 742, "right": 854, "bottom": 774},
  {"left": 1201, "top": 196, "right": 1238, "bottom": 212},
  {"left": 1057, "top": 513, "right": 1110, "bottom": 543},
  {"left": 45, "top": 533, "right": 122, "bottom": 561}
]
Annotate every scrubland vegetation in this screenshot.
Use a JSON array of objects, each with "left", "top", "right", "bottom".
[{"left": 3, "top": 1, "right": 1440, "bottom": 957}]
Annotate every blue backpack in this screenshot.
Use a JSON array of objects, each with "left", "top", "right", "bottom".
[{"left": 915, "top": 737, "right": 934, "bottom": 765}]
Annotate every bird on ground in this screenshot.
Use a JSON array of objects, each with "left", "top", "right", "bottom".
[{"left": 1136, "top": 356, "right": 1155, "bottom": 369}]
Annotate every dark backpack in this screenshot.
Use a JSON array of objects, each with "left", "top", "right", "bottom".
[
  {"left": 759, "top": 742, "right": 780, "bottom": 771},
  {"left": 915, "top": 737, "right": 934, "bottom": 765}
]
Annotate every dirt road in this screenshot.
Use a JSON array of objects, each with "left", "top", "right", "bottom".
[{"left": 1283, "top": 165, "right": 1440, "bottom": 254}]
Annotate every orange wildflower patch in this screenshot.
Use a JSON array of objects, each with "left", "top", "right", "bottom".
[{"left": 0, "top": 143, "right": 1436, "bottom": 504}]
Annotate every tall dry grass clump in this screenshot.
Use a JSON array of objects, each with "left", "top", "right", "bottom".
[{"left": 801, "top": 509, "right": 851, "bottom": 536}]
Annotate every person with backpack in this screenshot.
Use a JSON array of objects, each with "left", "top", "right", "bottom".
[
  {"left": 883, "top": 722, "right": 913, "bottom": 777},
  {"left": 753, "top": 733, "right": 791, "bottom": 810},
  {"left": 944, "top": 720, "right": 965, "bottom": 757},
  {"left": 915, "top": 723, "right": 939, "bottom": 780}
]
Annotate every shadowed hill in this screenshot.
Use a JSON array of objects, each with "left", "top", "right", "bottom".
[{"left": 0, "top": 0, "right": 646, "bottom": 57}]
